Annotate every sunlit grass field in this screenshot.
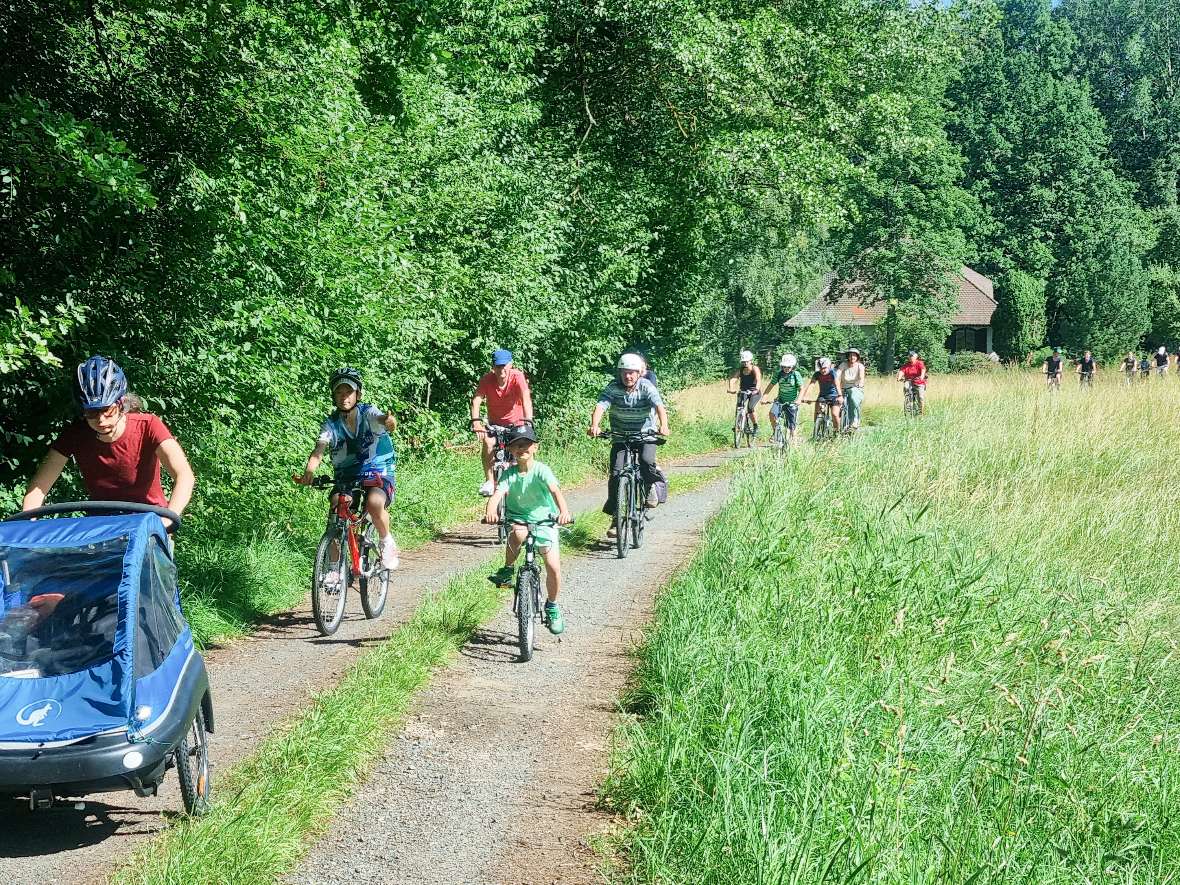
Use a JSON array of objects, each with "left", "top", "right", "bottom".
[{"left": 604, "top": 371, "right": 1180, "bottom": 883}]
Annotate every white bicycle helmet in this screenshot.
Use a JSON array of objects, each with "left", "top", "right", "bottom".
[
  {"left": 780, "top": 353, "right": 797, "bottom": 368},
  {"left": 739, "top": 349, "right": 754, "bottom": 364},
  {"left": 617, "top": 353, "right": 645, "bottom": 371},
  {"left": 818, "top": 357, "right": 832, "bottom": 370}
]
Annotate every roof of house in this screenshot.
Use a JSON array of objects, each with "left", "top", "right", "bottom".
[{"left": 785, "top": 266, "right": 997, "bottom": 328}]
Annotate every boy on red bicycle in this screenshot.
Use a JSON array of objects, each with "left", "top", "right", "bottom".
[{"left": 296, "top": 367, "right": 399, "bottom": 570}]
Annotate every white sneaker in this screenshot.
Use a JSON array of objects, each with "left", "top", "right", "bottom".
[
  {"left": 381, "top": 535, "right": 400, "bottom": 570},
  {"left": 645, "top": 486, "right": 659, "bottom": 508},
  {"left": 322, "top": 567, "right": 344, "bottom": 593},
  {"left": 478, "top": 479, "right": 495, "bottom": 497}
]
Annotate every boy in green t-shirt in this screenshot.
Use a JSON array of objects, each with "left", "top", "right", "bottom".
[
  {"left": 762, "top": 352, "right": 805, "bottom": 442},
  {"left": 484, "top": 426, "right": 573, "bottom": 634}
]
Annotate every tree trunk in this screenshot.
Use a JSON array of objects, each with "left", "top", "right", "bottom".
[{"left": 882, "top": 307, "right": 897, "bottom": 374}]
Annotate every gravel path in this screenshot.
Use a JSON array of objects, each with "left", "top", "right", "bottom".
[
  {"left": 288, "top": 473, "right": 733, "bottom": 885},
  {"left": 0, "top": 449, "right": 737, "bottom": 883}
]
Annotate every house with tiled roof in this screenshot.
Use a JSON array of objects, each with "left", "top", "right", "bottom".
[{"left": 785, "top": 266, "right": 998, "bottom": 353}]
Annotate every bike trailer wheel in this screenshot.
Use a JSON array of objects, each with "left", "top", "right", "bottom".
[
  {"left": 311, "top": 529, "right": 349, "bottom": 636},
  {"left": 359, "top": 523, "right": 389, "bottom": 619},
  {"left": 175, "top": 703, "right": 212, "bottom": 816},
  {"left": 516, "top": 567, "right": 539, "bottom": 662},
  {"left": 614, "top": 476, "right": 631, "bottom": 559}
]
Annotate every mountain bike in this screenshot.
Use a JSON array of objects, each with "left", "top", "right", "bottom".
[
  {"left": 1079, "top": 371, "right": 1094, "bottom": 389},
  {"left": 606, "top": 433, "right": 666, "bottom": 559},
  {"left": 1045, "top": 372, "right": 1062, "bottom": 392},
  {"left": 301, "top": 475, "right": 391, "bottom": 635},
  {"left": 769, "top": 410, "right": 786, "bottom": 451},
  {"left": 903, "top": 380, "right": 922, "bottom": 418},
  {"left": 503, "top": 517, "right": 558, "bottom": 663},
  {"left": 732, "top": 390, "right": 757, "bottom": 448},
  {"left": 806, "top": 399, "right": 836, "bottom": 443},
  {"left": 471, "top": 419, "right": 519, "bottom": 544}
]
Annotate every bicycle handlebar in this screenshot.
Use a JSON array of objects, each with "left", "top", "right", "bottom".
[{"left": 602, "top": 433, "right": 667, "bottom": 445}]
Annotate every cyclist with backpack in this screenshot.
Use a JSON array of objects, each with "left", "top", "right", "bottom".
[
  {"left": 485, "top": 426, "right": 572, "bottom": 634},
  {"left": 295, "top": 367, "right": 399, "bottom": 571},
  {"left": 22, "top": 356, "right": 195, "bottom": 527},
  {"left": 588, "top": 353, "right": 670, "bottom": 539}
]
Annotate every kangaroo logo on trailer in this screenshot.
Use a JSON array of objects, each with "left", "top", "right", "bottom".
[{"left": 16, "top": 699, "right": 62, "bottom": 728}]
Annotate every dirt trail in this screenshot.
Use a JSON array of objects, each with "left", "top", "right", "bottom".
[
  {"left": 288, "top": 473, "right": 732, "bottom": 885},
  {"left": 0, "top": 449, "right": 737, "bottom": 883}
]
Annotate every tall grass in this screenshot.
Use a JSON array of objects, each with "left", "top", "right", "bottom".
[{"left": 602, "top": 373, "right": 1180, "bottom": 883}]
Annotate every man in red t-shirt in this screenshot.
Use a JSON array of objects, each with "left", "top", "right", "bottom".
[
  {"left": 22, "top": 356, "right": 195, "bottom": 525},
  {"left": 896, "top": 350, "right": 928, "bottom": 415},
  {"left": 470, "top": 349, "right": 534, "bottom": 496}
]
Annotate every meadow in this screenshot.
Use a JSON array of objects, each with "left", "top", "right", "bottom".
[{"left": 603, "top": 371, "right": 1180, "bottom": 883}]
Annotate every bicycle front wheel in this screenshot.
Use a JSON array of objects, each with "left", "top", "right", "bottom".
[
  {"left": 632, "top": 480, "right": 646, "bottom": 549},
  {"left": 496, "top": 497, "right": 507, "bottom": 545},
  {"left": 515, "top": 566, "right": 539, "bottom": 662},
  {"left": 359, "top": 522, "right": 388, "bottom": 619},
  {"left": 311, "top": 526, "right": 349, "bottom": 636},
  {"left": 733, "top": 410, "right": 744, "bottom": 449},
  {"left": 615, "top": 475, "right": 631, "bottom": 559}
]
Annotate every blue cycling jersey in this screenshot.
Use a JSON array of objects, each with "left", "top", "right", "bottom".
[{"left": 317, "top": 403, "right": 397, "bottom": 484}]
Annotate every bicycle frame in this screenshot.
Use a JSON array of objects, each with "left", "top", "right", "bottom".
[{"left": 328, "top": 483, "right": 381, "bottom": 578}]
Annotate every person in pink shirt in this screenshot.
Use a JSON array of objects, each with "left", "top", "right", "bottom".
[{"left": 470, "top": 349, "right": 534, "bottom": 496}]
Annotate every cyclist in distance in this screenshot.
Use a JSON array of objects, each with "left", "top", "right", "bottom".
[
  {"left": 837, "top": 348, "right": 866, "bottom": 431},
  {"left": 800, "top": 357, "right": 843, "bottom": 428},
  {"left": 1123, "top": 351, "right": 1137, "bottom": 384},
  {"left": 471, "top": 349, "right": 534, "bottom": 497},
  {"left": 295, "top": 367, "right": 399, "bottom": 570},
  {"left": 588, "top": 353, "right": 670, "bottom": 539},
  {"left": 22, "top": 355, "right": 195, "bottom": 527},
  {"left": 485, "top": 426, "right": 572, "bottom": 634},
  {"left": 762, "top": 353, "right": 805, "bottom": 443},
  {"left": 1139, "top": 353, "right": 1152, "bottom": 380},
  {"left": 1043, "top": 347, "right": 1064, "bottom": 389},
  {"left": 1155, "top": 346, "right": 1170, "bottom": 377},
  {"left": 896, "top": 350, "right": 927, "bottom": 414},
  {"left": 727, "top": 350, "right": 762, "bottom": 437},
  {"left": 1077, "top": 349, "right": 1097, "bottom": 387}
]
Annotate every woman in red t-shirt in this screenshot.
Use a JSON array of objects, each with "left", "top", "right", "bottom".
[
  {"left": 21, "top": 356, "right": 195, "bottom": 525},
  {"left": 896, "top": 350, "right": 928, "bottom": 415}
]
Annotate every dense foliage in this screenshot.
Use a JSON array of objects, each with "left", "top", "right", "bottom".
[{"left": 3, "top": 0, "right": 1180, "bottom": 508}]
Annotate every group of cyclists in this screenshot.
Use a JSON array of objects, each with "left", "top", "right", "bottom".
[
  {"left": 16, "top": 350, "right": 672, "bottom": 641},
  {"left": 728, "top": 347, "right": 929, "bottom": 440},
  {"left": 1042, "top": 345, "right": 1180, "bottom": 388}
]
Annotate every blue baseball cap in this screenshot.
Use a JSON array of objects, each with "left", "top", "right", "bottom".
[{"left": 492, "top": 349, "right": 513, "bottom": 366}]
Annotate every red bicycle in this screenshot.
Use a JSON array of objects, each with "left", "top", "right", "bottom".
[{"left": 297, "top": 475, "right": 390, "bottom": 635}]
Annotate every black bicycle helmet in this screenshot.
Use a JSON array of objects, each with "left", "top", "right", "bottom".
[
  {"left": 74, "top": 355, "right": 128, "bottom": 411},
  {"left": 329, "top": 366, "right": 363, "bottom": 396}
]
